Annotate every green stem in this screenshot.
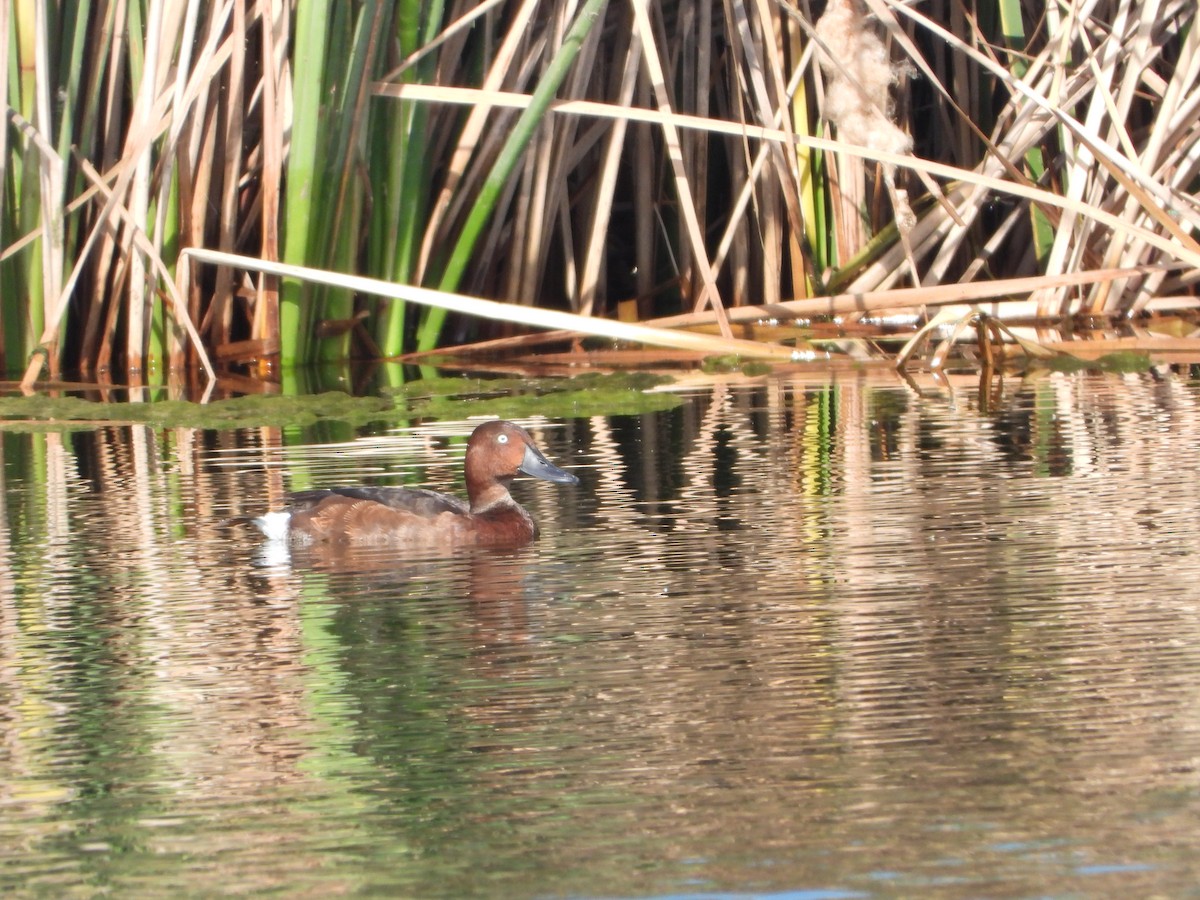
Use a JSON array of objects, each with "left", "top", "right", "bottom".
[
  {"left": 416, "top": 0, "right": 609, "bottom": 352},
  {"left": 281, "top": 0, "right": 333, "bottom": 367}
]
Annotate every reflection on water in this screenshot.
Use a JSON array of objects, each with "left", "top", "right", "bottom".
[{"left": 3, "top": 370, "right": 1200, "bottom": 897}]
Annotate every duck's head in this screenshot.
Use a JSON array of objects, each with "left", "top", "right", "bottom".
[{"left": 464, "top": 420, "right": 578, "bottom": 511}]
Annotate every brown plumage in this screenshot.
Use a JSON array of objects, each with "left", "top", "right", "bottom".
[{"left": 256, "top": 420, "right": 578, "bottom": 547}]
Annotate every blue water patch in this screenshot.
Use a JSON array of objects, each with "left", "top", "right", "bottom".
[{"left": 1075, "top": 863, "right": 1156, "bottom": 875}]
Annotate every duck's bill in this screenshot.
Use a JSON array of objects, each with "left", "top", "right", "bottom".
[{"left": 520, "top": 445, "right": 579, "bottom": 485}]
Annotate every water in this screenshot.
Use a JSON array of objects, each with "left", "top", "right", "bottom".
[{"left": 3, "top": 369, "right": 1200, "bottom": 897}]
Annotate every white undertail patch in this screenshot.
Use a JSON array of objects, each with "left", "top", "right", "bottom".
[{"left": 253, "top": 511, "right": 293, "bottom": 543}]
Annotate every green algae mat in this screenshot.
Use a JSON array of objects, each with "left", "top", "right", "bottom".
[{"left": 0, "top": 373, "right": 681, "bottom": 432}]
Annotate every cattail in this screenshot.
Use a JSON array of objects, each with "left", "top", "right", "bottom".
[{"left": 816, "top": 0, "right": 917, "bottom": 271}]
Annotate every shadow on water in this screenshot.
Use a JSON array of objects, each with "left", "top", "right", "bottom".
[{"left": 2, "top": 369, "right": 1200, "bottom": 897}]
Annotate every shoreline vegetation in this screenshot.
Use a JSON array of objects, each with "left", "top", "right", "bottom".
[{"left": 3, "top": 0, "right": 1198, "bottom": 390}]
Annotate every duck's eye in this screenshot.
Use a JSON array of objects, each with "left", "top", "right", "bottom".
[{"left": 497, "top": 434, "right": 509, "bottom": 444}]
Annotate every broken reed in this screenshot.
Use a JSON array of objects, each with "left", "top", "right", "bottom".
[{"left": 2, "top": 0, "right": 1197, "bottom": 382}]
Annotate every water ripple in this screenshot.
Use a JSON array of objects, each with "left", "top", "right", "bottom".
[{"left": 3, "top": 373, "right": 1200, "bottom": 896}]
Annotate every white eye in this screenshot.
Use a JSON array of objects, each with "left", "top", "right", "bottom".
[{"left": 497, "top": 434, "right": 509, "bottom": 444}]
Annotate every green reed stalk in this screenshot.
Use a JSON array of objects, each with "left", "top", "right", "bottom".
[
  {"left": 55, "top": 0, "right": 88, "bottom": 167},
  {"left": 415, "top": 0, "right": 610, "bottom": 352},
  {"left": 281, "top": 1, "right": 389, "bottom": 366},
  {"left": 313, "top": 2, "right": 377, "bottom": 363},
  {"left": 281, "top": 0, "right": 333, "bottom": 368},
  {"left": 792, "top": 72, "right": 831, "bottom": 281},
  {"left": 10, "top": 0, "right": 43, "bottom": 373},
  {"left": 0, "top": 4, "right": 11, "bottom": 373},
  {"left": 370, "top": 0, "right": 444, "bottom": 360},
  {"left": 998, "top": 0, "right": 1053, "bottom": 266},
  {"left": 149, "top": 176, "right": 182, "bottom": 382},
  {"left": 56, "top": 0, "right": 93, "bottom": 375}
]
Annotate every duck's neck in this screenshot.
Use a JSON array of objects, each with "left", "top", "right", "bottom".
[{"left": 468, "top": 477, "right": 516, "bottom": 515}]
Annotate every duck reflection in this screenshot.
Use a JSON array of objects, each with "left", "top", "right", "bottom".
[{"left": 266, "top": 540, "right": 542, "bottom": 662}]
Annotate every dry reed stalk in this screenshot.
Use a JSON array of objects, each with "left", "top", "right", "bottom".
[
  {"left": 633, "top": 74, "right": 655, "bottom": 307},
  {"left": 160, "top": 1, "right": 196, "bottom": 373},
  {"left": 254, "top": 0, "right": 288, "bottom": 375},
  {"left": 374, "top": 0, "right": 811, "bottom": 331},
  {"left": 6, "top": 109, "right": 60, "bottom": 361},
  {"left": 709, "top": 44, "right": 812, "bottom": 293},
  {"left": 645, "top": 265, "right": 1174, "bottom": 327},
  {"left": 32, "top": 0, "right": 65, "bottom": 377},
  {"left": 382, "top": 0, "right": 505, "bottom": 82},
  {"left": 87, "top": 0, "right": 127, "bottom": 375},
  {"left": 185, "top": 96, "right": 218, "bottom": 355},
  {"left": 1038, "top": 336, "right": 1200, "bottom": 358},
  {"left": 69, "top": 160, "right": 213, "bottom": 379},
  {"left": 327, "top": 265, "right": 1180, "bottom": 364},
  {"left": 677, "top": 0, "right": 706, "bottom": 297},
  {"left": 630, "top": 0, "right": 729, "bottom": 335},
  {"left": 179, "top": 247, "right": 803, "bottom": 360},
  {"left": 411, "top": 0, "right": 541, "bottom": 286},
  {"left": 387, "top": 83, "right": 1200, "bottom": 272},
  {"left": 527, "top": 2, "right": 607, "bottom": 308},
  {"left": 730, "top": 0, "right": 806, "bottom": 307},
  {"left": 579, "top": 29, "right": 640, "bottom": 317},
  {"left": 123, "top": 0, "right": 171, "bottom": 377},
  {"left": 891, "top": 0, "right": 1199, "bottom": 314},
  {"left": 502, "top": 1, "right": 592, "bottom": 309},
  {"left": 207, "top": 0, "right": 246, "bottom": 352},
  {"left": 18, "top": 156, "right": 216, "bottom": 390},
  {"left": 12, "top": 0, "right": 243, "bottom": 384}
]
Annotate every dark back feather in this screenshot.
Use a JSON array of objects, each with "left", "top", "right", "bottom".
[{"left": 287, "top": 486, "right": 469, "bottom": 517}]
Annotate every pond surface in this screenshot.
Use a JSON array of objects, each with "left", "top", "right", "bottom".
[{"left": 3, "top": 369, "right": 1200, "bottom": 898}]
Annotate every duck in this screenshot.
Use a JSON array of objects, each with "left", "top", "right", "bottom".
[{"left": 254, "top": 420, "right": 579, "bottom": 547}]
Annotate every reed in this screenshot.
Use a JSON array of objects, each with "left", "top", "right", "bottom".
[{"left": 2, "top": 0, "right": 1197, "bottom": 384}]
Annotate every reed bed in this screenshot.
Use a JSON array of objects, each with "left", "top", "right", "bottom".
[{"left": 2, "top": 0, "right": 1198, "bottom": 384}]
